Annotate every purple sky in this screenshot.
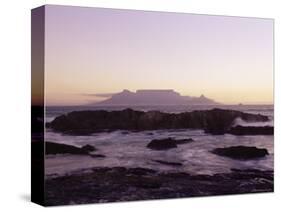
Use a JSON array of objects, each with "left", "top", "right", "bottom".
[{"left": 44, "top": 5, "right": 273, "bottom": 106}]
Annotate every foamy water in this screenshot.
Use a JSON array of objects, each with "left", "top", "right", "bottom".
[
  {"left": 233, "top": 117, "right": 273, "bottom": 127},
  {"left": 45, "top": 105, "right": 274, "bottom": 177}
]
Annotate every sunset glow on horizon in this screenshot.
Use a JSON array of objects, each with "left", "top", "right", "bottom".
[{"left": 44, "top": 5, "right": 273, "bottom": 106}]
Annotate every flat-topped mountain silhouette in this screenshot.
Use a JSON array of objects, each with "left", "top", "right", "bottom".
[{"left": 93, "top": 89, "right": 220, "bottom": 105}]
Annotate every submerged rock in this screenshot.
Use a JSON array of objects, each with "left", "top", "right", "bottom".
[
  {"left": 81, "top": 144, "right": 97, "bottom": 152},
  {"left": 173, "top": 138, "right": 194, "bottom": 145},
  {"left": 147, "top": 137, "right": 194, "bottom": 150},
  {"left": 90, "top": 154, "right": 106, "bottom": 158},
  {"left": 228, "top": 125, "right": 274, "bottom": 135},
  {"left": 47, "top": 108, "right": 269, "bottom": 135},
  {"left": 211, "top": 146, "right": 269, "bottom": 160},
  {"left": 153, "top": 160, "right": 183, "bottom": 166},
  {"left": 147, "top": 138, "right": 177, "bottom": 150}
]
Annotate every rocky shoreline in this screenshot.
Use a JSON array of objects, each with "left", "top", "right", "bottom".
[
  {"left": 32, "top": 141, "right": 97, "bottom": 155},
  {"left": 46, "top": 108, "right": 271, "bottom": 135},
  {"left": 44, "top": 137, "right": 273, "bottom": 205},
  {"left": 45, "top": 166, "right": 273, "bottom": 206},
  {"left": 43, "top": 108, "right": 273, "bottom": 205}
]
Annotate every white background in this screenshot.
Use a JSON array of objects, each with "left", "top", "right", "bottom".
[{"left": 0, "top": 0, "right": 280, "bottom": 211}]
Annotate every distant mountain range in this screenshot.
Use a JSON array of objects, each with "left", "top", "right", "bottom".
[{"left": 92, "top": 89, "right": 220, "bottom": 105}]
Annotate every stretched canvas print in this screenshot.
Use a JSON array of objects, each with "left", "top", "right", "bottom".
[{"left": 31, "top": 5, "right": 274, "bottom": 206}]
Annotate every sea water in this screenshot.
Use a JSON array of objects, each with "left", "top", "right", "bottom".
[{"left": 45, "top": 105, "right": 274, "bottom": 177}]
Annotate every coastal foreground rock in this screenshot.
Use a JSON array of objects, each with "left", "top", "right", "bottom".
[
  {"left": 45, "top": 167, "right": 273, "bottom": 206},
  {"left": 212, "top": 146, "right": 269, "bottom": 160},
  {"left": 47, "top": 108, "right": 269, "bottom": 135},
  {"left": 32, "top": 142, "right": 97, "bottom": 155}
]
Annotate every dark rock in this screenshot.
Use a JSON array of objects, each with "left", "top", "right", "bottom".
[
  {"left": 81, "top": 144, "right": 97, "bottom": 152},
  {"left": 203, "top": 110, "right": 268, "bottom": 135},
  {"left": 45, "top": 122, "right": 51, "bottom": 128},
  {"left": 153, "top": 160, "right": 183, "bottom": 166},
  {"left": 230, "top": 169, "right": 274, "bottom": 180},
  {"left": 212, "top": 146, "right": 269, "bottom": 160},
  {"left": 147, "top": 138, "right": 177, "bottom": 150},
  {"left": 132, "top": 179, "right": 162, "bottom": 189},
  {"left": 228, "top": 125, "right": 274, "bottom": 135},
  {"left": 48, "top": 108, "right": 269, "bottom": 135},
  {"left": 45, "top": 166, "right": 273, "bottom": 206},
  {"left": 90, "top": 154, "right": 106, "bottom": 158},
  {"left": 161, "top": 172, "right": 191, "bottom": 178},
  {"left": 126, "top": 168, "right": 157, "bottom": 175},
  {"left": 147, "top": 137, "right": 194, "bottom": 150},
  {"left": 34, "top": 142, "right": 98, "bottom": 155},
  {"left": 173, "top": 138, "right": 194, "bottom": 145},
  {"left": 44, "top": 142, "right": 89, "bottom": 155}
]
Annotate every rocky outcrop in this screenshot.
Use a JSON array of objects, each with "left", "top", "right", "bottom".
[
  {"left": 46, "top": 142, "right": 90, "bottom": 155},
  {"left": 32, "top": 142, "right": 97, "bottom": 155},
  {"left": 211, "top": 146, "right": 269, "bottom": 160},
  {"left": 81, "top": 144, "right": 97, "bottom": 152},
  {"left": 45, "top": 167, "right": 273, "bottom": 206},
  {"left": 47, "top": 108, "right": 269, "bottom": 135},
  {"left": 228, "top": 126, "right": 274, "bottom": 135},
  {"left": 148, "top": 137, "right": 194, "bottom": 150},
  {"left": 146, "top": 137, "right": 194, "bottom": 150},
  {"left": 147, "top": 138, "right": 177, "bottom": 150}
]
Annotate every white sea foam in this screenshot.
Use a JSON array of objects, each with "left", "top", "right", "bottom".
[{"left": 233, "top": 117, "right": 274, "bottom": 127}]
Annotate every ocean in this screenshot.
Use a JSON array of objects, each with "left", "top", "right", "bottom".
[{"left": 45, "top": 105, "right": 274, "bottom": 177}]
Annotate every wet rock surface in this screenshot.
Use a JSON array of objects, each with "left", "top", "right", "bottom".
[
  {"left": 173, "top": 138, "right": 194, "bottom": 145},
  {"left": 47, "top": 108, "right": 269, "bottom": 135},
  {"left": 146, "top": 137, "right": 194, "bottom": 150},
  {"left": 211, "top": 146, "right": 269, "bottom": 160},
  {"left": 32, "top": 142, "right": 97, "bottom": 155},
  {"left": 45, "top": 167, "right": 273, "bottom": 206},
  {"left": 152, "top": 160, "right": 183, "bottom": 166},
  {"left": 147, "top": 138, "right": 177, "bottom": 150},
  {"left": 90, "top": 154, "right": 106, "bottom": 158},
  {"left": 228, "top": 125, "right": 274, "bottom": 135},
  {"left": 81, "top": 144, "right": 97, "bottom": 152},
  {"left": 46, "top": 142, "right": 90, "bottom": 155}
]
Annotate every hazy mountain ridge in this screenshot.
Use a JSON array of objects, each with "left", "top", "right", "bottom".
[{"left": 93, "top": 89, "right": 220, "bottom": 105}]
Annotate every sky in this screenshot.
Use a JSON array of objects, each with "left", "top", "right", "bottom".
[{"left": 43, "top": 5, "right": 274, "bottom": 106}]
